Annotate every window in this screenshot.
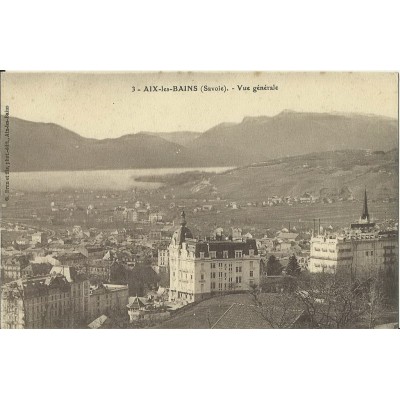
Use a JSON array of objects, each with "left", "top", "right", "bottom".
[
  {"left": 223, "top": 251, "right": 229, "bottom": 259},
  {"left": 236, "top": 276, "right": 242, "bottom": 284},
  {"left": 249, "top": 249, "right": 254, "bottom": 257},
  {"left": 250, "top": 270, "right": 254, "bottom": 277},
  {"left": 211, "top": 263, "right": 216, "bottom": 269},
  {"left": 235, "top": 250, "right": 243, "bottom": 258},
  {"left": 200, "top": 252, "right": 205, "bottom": 259},
  {"left": 250, "top": 261, "right": 253, "bottom": 268},
  {"left": 366, "top": 251, "right": 369, "bottom": 256},
  {"left": 371, "top": 251, "right": 374, "bottom": 256},
  {"left": 211, "top": 272, "right": 216, "bottom": 279},
  {"left": 218, "top": 262, "right": 223, "bottom": 268},
  {"left": 211, "top": 282, "right": 216, "bottom": 289},
  {"left": 236, "top": 266, "right": 242, "bottom": 273},
  {"left": 210, "top": 251, "right": 216, "bottom": 259},
  {"left": 219, "top": 272, "right": 223, "bottom": 278},
  {"left": 201, "top": 274, "right": 204, "bottom": 280}
]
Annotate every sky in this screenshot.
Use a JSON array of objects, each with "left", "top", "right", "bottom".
[{"left": 1, "top": 72, "right": 398, "bottom": 139}]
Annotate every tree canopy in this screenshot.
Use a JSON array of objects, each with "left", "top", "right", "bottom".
[
  {"left": 266, "top": 255, "right": 283, "bottom": 276},
  {"left": 286, "top": 255, "right": 301, "bottom": 276}
]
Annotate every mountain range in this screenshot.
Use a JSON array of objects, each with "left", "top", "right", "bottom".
[{"left": 1, "top": 111, "right": 397, "bottom": 171}]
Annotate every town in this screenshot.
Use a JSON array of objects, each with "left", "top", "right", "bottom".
[{"left": 1, "top": 183, "right": 398, "bottom": 329}]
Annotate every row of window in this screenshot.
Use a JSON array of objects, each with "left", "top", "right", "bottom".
[
  {"left": 176, "top": 268, "right": 255, "bottom": 279},
  {"left": 209, "top": 261, "right": 253, "bottom": 268},
  {"left": 210, "top": 281, "right": 241, "bottom": 290},
  {"left": 199, "top": 250, "right": 255, "bottom": 259}
]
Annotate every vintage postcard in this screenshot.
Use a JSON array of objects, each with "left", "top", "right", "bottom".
[{"left": 0, "top": 71, "right": 398, "bottom": 329}]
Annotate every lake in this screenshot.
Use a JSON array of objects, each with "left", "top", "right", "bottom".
[{"left": 6, "top": 167, "right": 234, "bottom": 192}]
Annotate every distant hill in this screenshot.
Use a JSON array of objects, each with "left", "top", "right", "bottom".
[
  {"left": 2, "top": 117, "right": 199, "bottom": 171},
  {"left": 187, "top": 111, "right": 398, "bottom": 166},
  {"left": 168, "top": 149, "right": 399, "bottom": 201},
  {"left": 1, "top": 111, "right": 397, "bottom": 171},
  {"left": 142, "top": 131, "right": 201, "bottom": 146}
]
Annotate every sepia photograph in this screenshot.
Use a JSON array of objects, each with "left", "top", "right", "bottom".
[{"left": 0, "top": 71, "right": 398, "bottom": 329}]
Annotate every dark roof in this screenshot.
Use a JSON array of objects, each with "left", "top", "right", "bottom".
[
  {"left": 211, "top": 304, "right": 273, "bottom": 329},
  {"left": 127, "top": 296, "right": 146, "bottom": 309},
  {"left": 186, "top": 238, "right": 259, "bottom": 258},
  {"left": 2, "top": 274, "right": 71, "bottom": 299},
  {"left": 211, "top": 303, "right": 303, "bottom": 329},
  {"left": 172, "top": 225, "right": 193, "bottom": 245}
]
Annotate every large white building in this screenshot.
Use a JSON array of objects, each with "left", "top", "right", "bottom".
[
  {"left": 168, "top": 212, "right": 260, "bottom": 303},
  {"left": 309, "top": 190, "right": 398, "bottom": 275},
  {"left": 1, "top": 266, "right": 90, "bottom": 329},
  {"left": 309, "top": 235, "right": 353, "bottom": 273}
]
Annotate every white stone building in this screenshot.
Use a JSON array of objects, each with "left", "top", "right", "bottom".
[
  {"left": 168, "top": 212, "right": 260, "bottom": 303},
  {"left": 309, "top": 190, "right": 398, "bottom": 275}
]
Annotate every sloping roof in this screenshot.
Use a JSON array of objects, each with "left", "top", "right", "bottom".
[
  {"left": 211, "top": 304, "right": 273, "bottom": 329},
  {"left": 127, "top": 296, "right": 146, "bottom": 309},
  {"left": 374, "top": 322, "right": 399, "bottom": 329},
  {"left": 172, "top": 225, "right": 193, "bottom": 246},
  {"left": 211, "top": 303, "right": 303, "bottom": 329},
  {"left": 88, "top": 315, "right": 112, "bottom": 329}
]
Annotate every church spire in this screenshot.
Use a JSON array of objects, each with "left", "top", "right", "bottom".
[{"left": 361, "top": 187, "right": 370, "bottom": 222}]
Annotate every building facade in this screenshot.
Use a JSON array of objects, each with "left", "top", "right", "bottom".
[
  {"left": 169, "top": 212, "right": 261, "bottom": 303},
  {"left": 309, "top": 235, "right": 353, "bottom": 273},
  {"left": 50, "top": 266, "right": 90, "bottom": 325},
  {"left": 89, "top": 283, "right": 129, "bottom": 320},
  {"left": 158, "top": 248, "right": 169, "bottom": 273},
  {"left": 1, "top": 256, "right": 26, "bottom": 282},
  {"left": 1, "top": 267, "right": 90, "bottom": 329},
  {"left": 309, "top": 190, "right": 398, "bottom": 275}
]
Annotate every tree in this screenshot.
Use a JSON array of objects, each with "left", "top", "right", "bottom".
[
  {"left": 249, "top": 286, "right": 302, "bottom": 328},
  {"left": 380, "top": 263, "right": 399, "bottom": 307},
  {"left": 294, "top": 273, "right": 373, "bottom": 328},
  {"left": 266, "top": 255, "right": 283, "bottom": 276},
  {"left": 128, "top": 265, "right": 160, "bottom": 296},
  {"left": 110, "top": 262, "right": 128, "bottom": 284},
  {"left": 286, "top": 255, "right": 301, "bottom": 276},
  {"left": 359, "top": 277, "right": 385, "bottom": 329}
]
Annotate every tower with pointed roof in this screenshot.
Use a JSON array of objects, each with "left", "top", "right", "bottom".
[
  {"left": 360, "top": 187, "right": 370, "bottom": 223},
  {"left": 350, "top": 188, "right": 375, "bottom": 231},
  {"left": 171, "top": 210, "right": 194, "bottom": 247}
]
